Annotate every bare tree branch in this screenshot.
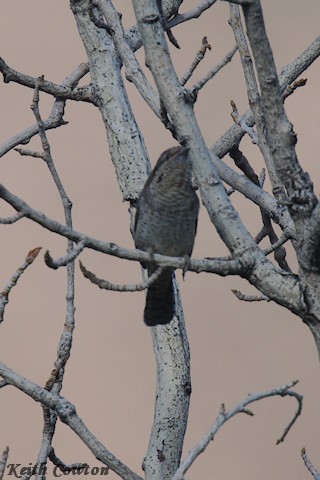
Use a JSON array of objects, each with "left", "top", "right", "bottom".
[
  {"left": 15, "top": 147, "right": 45, "bottom": 159},
  {"left": 276, "top": 387, "right": 303, "bottom": 444},
  {"left": 0, "top": 247, "right": 42, "bottom": 324},
  {"left": 132, "top": 0, "right": 306, "bottom": 327},
  {"left": 30, "top": 76, "right": 76, "bottom": 392},
  {"left": 229, "top": 4, "right": 286, "bottom": 202},
  {"left": 125, "top": 0, "right": 185, "bottom": 52},
  {"left": 283, "top": 78, "right": 307, "bottom": 100},
  {"left": 0, "top": 182, "right": 256, "bottom": 277},
  {"left": 0, "top": 57, "right": 92, "bottom": 102},
  {"left": 132, "top": 0, "right": 259, "bottom": 257},
  {"left": 0, "top": 4, "right": 319, "bottom": 477},
  {"left": 211, "top": 152, "right": 296, "bottom": 238},
  {"left": 167, "top": 0, "right": 218, "bottom": 29},
  {"left": 45, "top": 240, "right": 87, "bottom": 269},
  {"left": 31, "top": 408, "right": 56, "bottom": 480},
  {"left": 94, "top": 0, "right": 162, "bottom": 120},
  {"left": 259, "top": 168, "right": 266, "bottom": 187},
  {"left": 279, "top": 36, "right": 320, "bottom": 93},
  {"left": 230, "top": 100, "right": 258, "bottom": 144},
  {"left": 299, "top": 202, "right": 320, "bottom": 273},
  {"left": 301, "top": 448, "right": 320, "bottom": 480},
  {"left": 0, "top": 63, "right": 89, "bottom": 158},
  {"left": 229, "top": 146, "right": 291, "bottom": 271},
  {"left": 80, "top": 261, "right": 165, "bottom": 292},
  {"left": 263, "top": 234, "right": 290, "bottom": 257},
  {"left": 232, "top": 289, "right": 270, "bottom": 302},
  {"left": 71, "top": 0, "right": 150, "bottom": 201},
  {"left": 0, "top": 361, "right": 142, "bottom": 480},
  {"left": 211, "top": 35, "right": 320, "bottom": 160},
  {"left": 172, "top": 380, "right": 302, "bottom": 480},
  {"left": 48, "top": 447, "right": 89, "bottom": 475},
  {"left": 242, "top": 0, "right": 317, "bottom": 217},
  {"left": 229, "top": 145, "right": 259, "bottom": 183},
  {"left": 144, "top": 278, "right": 191, "bottom": 478},
  {"left": 0, "top": 212, "right": 25, "bottom": 224},
  {"left": 25, "top": 76, "right": 78, "bottom": 478},
  {"left": 180, "top": 36, "right": 212, "bottom": 86},
  {"left": 191, "top": 45, "right": 238, "bottom": 95}
]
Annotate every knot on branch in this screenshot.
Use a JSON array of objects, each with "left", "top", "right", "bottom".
[
  {"left": 285, "top": 170, "right": 317, "bottom": 215},
  {"left": 56, "top": 398, "right": 76, "bottom": 422},
  {"left": 184, "top": 88, "right": 197, "bottom": 105},
  {"left": 236, "top": 252, "right": 256, "bottom": 277},
  {"left": 142, "top": 14, "right": 160, "bottom": 24}
]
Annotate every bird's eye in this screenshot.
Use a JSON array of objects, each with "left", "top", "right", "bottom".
[{"left": 157, "top": 174, "right": 163, "bottom": 183}]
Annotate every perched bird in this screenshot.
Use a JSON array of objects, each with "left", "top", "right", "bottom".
[{"left": 133, "top": 146, "right": 199, "bottom": 326}]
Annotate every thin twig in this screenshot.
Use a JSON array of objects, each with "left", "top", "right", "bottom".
[
  {"left": 301, "top": 448, "right": 320, "bottom": 480},
  {"left": 229, "top": 145, "right": 291, "bottom": 271},
  {"left": 0, "top": 361, "right": 143, "bottom": 480},
  {"left": 0, "top": 57, "right": 91, "bottom": 102},
  {"left": 168, "top": 0, "right": 218, "bottom": 29},
  {"left": 191, "top": 45, "right": 238, "bottom": 95},
  {"left": 276, "top": 387, "right": 303, "bottom": 444},
  {"left": 208, "top": 148, "right": 296, "bottom": 237},
  {"left": 29, "top": 76, "right": 77, "bottom": 478},
  {"left": 45, "top": 240, "right": 86, "bottom": 269},
  {"left": 80, "top": 261, "right": 164, "bottom": 292},
  {"left": 259, "top": 168, "right": 266, "bottom": 188},
  {"left": 229, "top": 145, "right": 259, "bottom": 182},
  {"left": 230, "top": 100, "right": 258, "bottom": 144},
  {"left": 229, "top": 4, "right": 285, "bottom": 200},
  {"left": 180, "top": 36, "right": 212, "bottom": 86},
  {"left": 0, "top": 212, "right": 25, "bottom": 224},
  {"left": 211, "top": 35, "right": 320, "bottom": 161},
  {"left": 0, "top": 182, "right": 255, "bottom": 276},
  {"left": 263, "top": 234, "right": 290, "bottom": 256},
  {"left": 166, "top": 28, "right": 180, "bottom": 49},
  {"left": 0, "top": 247, "right": 42, "bottom": 324},
  {"left": 14, "top": 148, "right": 45, "bottom": 159},
  {"left": 232, "top": 289, "right": 270, "bottom": 302},
  {"left": 48, "top": 448, "right": 90, "bottom": 475},
  {"left": 254, "top": 227, "right": 267, "bottom": 244},
  {"left": 156, "top": 0, "right": 181, "bottom": 49},
  {"left": 283, "top": 78, "right": 307, "bottom": 100},
  {"left": 258, "top": 222, "right": 291, "bottom": 271},
  {"left": 0, "top": 63, "right": 89, "bottom": 158},
  {"left": 172, "top": 380, "right": 301, "bottom": 480}
]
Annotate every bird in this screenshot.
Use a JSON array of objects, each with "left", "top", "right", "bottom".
[{"left": 133, "top": 146, "right": 199, "bottom": 326}]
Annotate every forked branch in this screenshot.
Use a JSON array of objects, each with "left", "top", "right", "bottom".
[{"left": 173, "top": 380, "right": 302, "bottom": 480}]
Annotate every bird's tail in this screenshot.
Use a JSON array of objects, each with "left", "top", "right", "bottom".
[{"left": 144, "top": 269, "right": 174, "bottom": 326}]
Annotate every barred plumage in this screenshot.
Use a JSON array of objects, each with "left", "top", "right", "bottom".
[{"left": 133, "top": 146, "right": 199, "bottom": 326}]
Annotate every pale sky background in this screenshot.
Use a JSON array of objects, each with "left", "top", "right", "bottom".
[{"left": 1, "top": 1, "right": 320, "bottom": 479}]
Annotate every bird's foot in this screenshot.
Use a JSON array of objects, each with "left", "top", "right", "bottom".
[{"left": 182, "top": 255, "right": 191, "bottom": 280}]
